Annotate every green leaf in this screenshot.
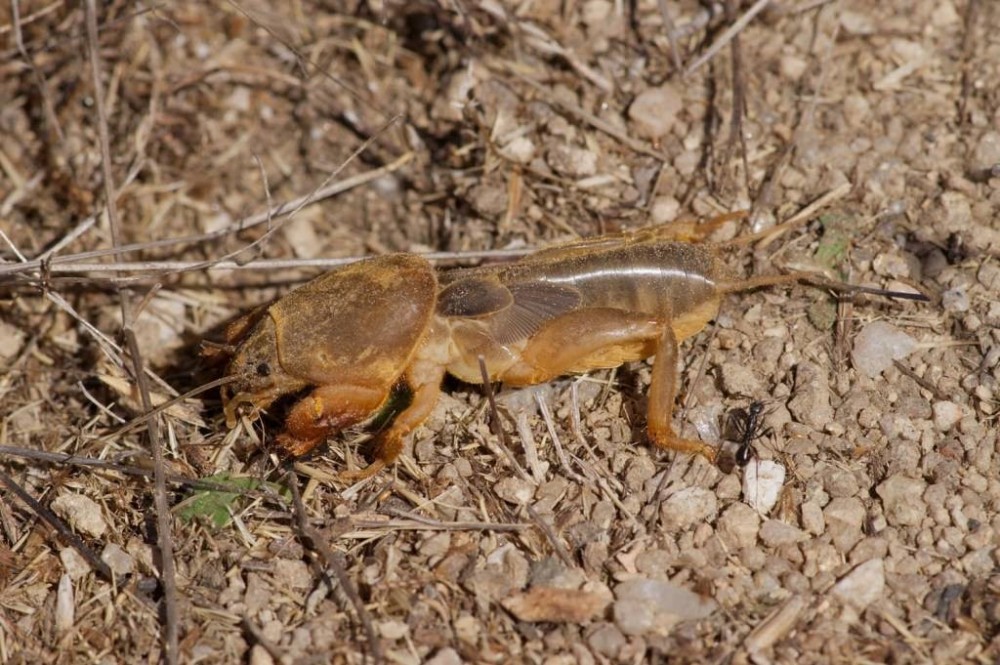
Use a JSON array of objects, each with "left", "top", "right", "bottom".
[
  {"left": 176, "top": 474, "right": 285, "bottom": 529},
  {"left": 813, "top": 213, "right": 850, "bottom": 271}
]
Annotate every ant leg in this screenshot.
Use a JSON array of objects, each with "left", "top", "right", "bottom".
[{"left": 647, "top": 324, "right": 719, "bottom": 463}]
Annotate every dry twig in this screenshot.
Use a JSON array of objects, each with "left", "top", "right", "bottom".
[{"left": 84, "top": 1, "right": 178, "bottom": 661}]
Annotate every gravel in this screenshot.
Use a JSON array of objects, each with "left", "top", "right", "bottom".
[
  {"left": 6, "top": 1, "right": 1000, "bottom": 662},
  {"left": 851, "top": 321, "right": 919, "bottom": 378}
]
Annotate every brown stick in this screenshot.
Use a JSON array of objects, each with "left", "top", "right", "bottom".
[{"left": 83, "top": 1, "right": 179, "bottom": 662}]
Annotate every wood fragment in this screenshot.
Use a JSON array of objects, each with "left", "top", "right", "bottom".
[
  {"left": 744, "top": 594, "right": 809, "bottom": 655},
  {"left": 502, "top": 586, "right": 610, "bottom": 623}
]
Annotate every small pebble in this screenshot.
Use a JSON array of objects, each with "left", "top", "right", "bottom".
[
  {"left": 742, "top": 460, "right": 786, "bottom": 516},
  {"left": 839, "top": 10, "right": 874, "bottom": 34},
  {"left": 100, "top": 543, "right": 134, "bottom": 577},
  {"left": 941, "top": 287, "right": 970, "bottom": 313},
  {"left": 587, "top": 623, "right": 626, "bottom": 658},
  {"left": 824, "top": 497, "right": 865, "bottom": 553},
  {"left": 274, "top": 559, "right": 312, "bottom": 590},
  {"left": 851, "top": 321, "right": 918, "bottom": 378},
  {"left": 716, "top": 503, "right": 761, "bottom": 549},
  {"left": 635, "top": 549, "right": 675, "bottom": 577},
  {"left": 831, "top": 558, "right": 885, "bottom": 612},
  {"left": 932, "top": 400, "right": 963, "bottom": 432},
  {"left": 613, "top": 579, "right": 716, "bottom": 636},
  {"left": 55, "top": 574, "right": 74, "bottom": 634},
  {"left": 494, "top": 476, "right": 535, "bottom": 505},
  {"left": 248, "top": 645, "right": 274, "bottom": 665},
  {"left": 283, "top": 210, "right": 324, "bottom": 260},
  {"left": 60, "top": 547, "right": 92, "bottom": 579},
  {"left": 801, "top": 501, "right": 826, "bottom": 535},
  {"left": 718, "top": 363, "right": 762, "bottom": 397},
  {"left": 971, "top": 131, "right": 1000, "bottom": 172},
  {"left": 51, "top": 493, "right": 108, "bottom": 538},
  {"left": 467, "top": 183, "right": 508, "bottom": 219},
  {"left": 872, "top": 253, "right": 911, "bottom": 279},
  {"left": 501, "top": 586, "right": 610, "bottom": 623},
  {"left": 759, "top": 519, "right": 808, "bottom": 547},
  {"left": 628, "top": 84, "right": 683, "bottom": 140},
  {"left": 425, "top": 648, "right": 463, "bottom": 665},
  {"left": 660, "top": 487, "right": 718, "bottom": 530},
  {"left": 977, "top": 262, "right": 1000, "bottom": 291},
  {"left": 940, "top": 191, "right": 972, "bottom": 228},
  {"left": 529, "top": 557, "right": 585, "bottom": 590},
  {"left": 454, "top": 614, "right": 479, "bottom": 644},
  {"left": 0, "top": 320, "right": 25, "bottom": 360},
  {"left": 498, "top": 136, "right": 535, "bottom": 164},
  {"left": 876, "top": 475, "right": 928, "bottom": 527},
  {"left": 779, "top": 54, "right": 808, "bottom": 79},
  {"left": 823, "top": 468, "right": 860, "bottom": 498},
  {"left": 650, "top": 196, "right": 681, "bottom": 224},
  {"left": 547, "top": 144, "right": 598, "bottom": 178},
  {"left": 787, "top": 362, "right": 833, "bottom": 428},
  {"left": 849, "top": 537, "right": 889, "bottom": 566}
]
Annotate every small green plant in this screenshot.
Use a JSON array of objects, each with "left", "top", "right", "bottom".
[{"left": 176, "top": 474, "right": 287, "bottom": 528}]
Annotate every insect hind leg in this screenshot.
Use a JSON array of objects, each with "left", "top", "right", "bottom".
[{"left": 646, "top": 324, "right": 719, "bottom": 464}]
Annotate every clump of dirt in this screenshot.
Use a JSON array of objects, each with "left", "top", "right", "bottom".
[{"left": 1, "top": 1, "right": 999, "bottom": 662}]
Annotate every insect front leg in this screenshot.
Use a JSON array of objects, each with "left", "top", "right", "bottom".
[
  {"left": 279, "top": 384, "right": 389, "bottom": 458},
  {"left": 646, "top": 324, "right": 720, "bottom": 464},
  {"left": 339, "top": 361, "right": 447, "bottom": 482}
]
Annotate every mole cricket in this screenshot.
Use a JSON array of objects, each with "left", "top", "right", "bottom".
[{"left": 216, "top": 215, "right": 926, "bottom": 480}]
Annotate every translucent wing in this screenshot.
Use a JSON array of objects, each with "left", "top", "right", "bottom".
[{"left": 438, "top": 275, "right": 582, "bottom": 345}]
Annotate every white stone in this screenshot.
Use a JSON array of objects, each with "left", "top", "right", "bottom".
[
  {"left": 832, "top": 559, "right": 885, "bottom": 611},
  {"left": 660, "top": 487, "right": 718, "bottom": 530},
  {"left": 613, "top": 579, "right": 716, "bottom": 636},
  {"left": 743, "top": 460, "right": 786, "bottom": 516},
  {"left": 628, "top": 84, "right": 683, "bottom": 140},
  {"left": 51, "top": 493, "right": 107, "bottom": 538},
  {"left": 851, "top": 321, "right": 918, "bottom": 378}
]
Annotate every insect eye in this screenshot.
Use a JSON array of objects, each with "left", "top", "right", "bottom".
[{"left": 256, "top": 362, "right": 271, "bottom": 377}]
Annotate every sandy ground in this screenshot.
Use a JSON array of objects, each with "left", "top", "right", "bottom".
[{"left": 1, "top": 0, "right": 999, "bottom": 663}]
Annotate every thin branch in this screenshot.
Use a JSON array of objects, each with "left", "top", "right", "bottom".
[
  {"left": 478, "top": 356, "right": 531, "bottom": 482},
  {"left": 751, "top": 4, "right": 839, "bottom": 226},
  {"left": 509, "top": 69, "right": 669, "bottom": 161},
  {"left": 0, "top": 152, "right": 415, "bottom": 279},
  {"left": 656, "top": 0, "right": 684, "bottom": 72},
  {"left": 84, "top": 2, "right": 178, "bottom": 662},
  {"left": 0, "top": 468, "right": 113, "bottom": 580},
  {"left": 957, "top": 0, "right": 980, "bottom": 124},
  {"left": 285, "top": 471, "right": 383, "bottom": 663},
  {"left": 10, "top": 0, "right": 64, "bottom": 142},
  {"left": 0, "top": 248, "right": 533, "bottom": 282},
  {"left": 241, "top": 617, "right": 290, "bottom": 665},
  {"left": 725, "top": 0, "right": 752, "bottom": 196},
  {"left": 526, "top": 504, "right": 574, "bottom": 567},
  {"left": 0, "top": 446, "right": 288, "bottom": 501},
  {"left": 685, "top": 0, "right": 771, "bottom": 75}
]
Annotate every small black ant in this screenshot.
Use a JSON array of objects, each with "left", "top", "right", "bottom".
[{"left": 728, "top": 401, "right": 771, "bottom": 467}]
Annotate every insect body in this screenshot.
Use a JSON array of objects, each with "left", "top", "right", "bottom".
[
  {"left": 220, "top": 221, "right": 923, "bottom": 479},
  {"left": 729, "top": 401, "right": 770, "bottom": 467}
]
